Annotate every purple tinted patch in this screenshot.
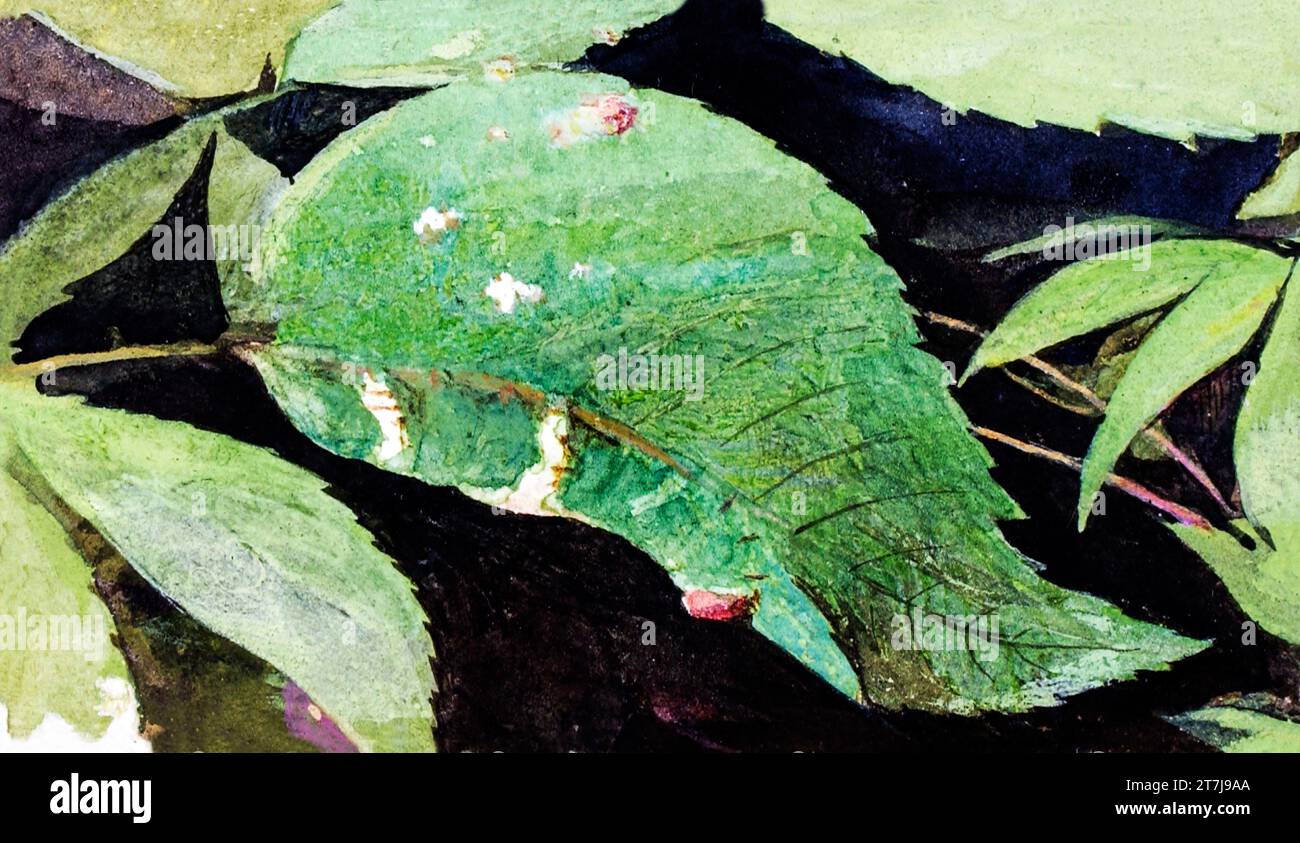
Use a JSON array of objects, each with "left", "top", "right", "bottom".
[{"left": 282, "top": 681, "right": 360, "bottom": 753}]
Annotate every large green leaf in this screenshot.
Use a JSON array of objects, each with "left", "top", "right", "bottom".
[
  {"left": 0, "top": 1, "right": 336, "bottom": 97},
  {"left": 1077, "top": 254, "right": 1292, "bottom": 528},
  {"left": 766, "top": 0, "right": 1300, "bottom": 140},
  {"left": 0, "top": 430, "right": 135, "bottom": 742},
  {"left": 248, "top": 72, "right": 1201, "bottom": 713},
  {"left": 0, "top": 378, "right": 436, "bottom": 751},
  {"left": 283, "top": 0, "right": 679, "bottom": 87},
  {"left": 964, "top": 240, "right": 1282, "bottom": 383}
]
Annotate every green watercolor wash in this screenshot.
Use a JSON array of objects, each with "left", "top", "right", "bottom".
[
  {"left": 249, "top": 71, "right": 1202, "bottom": 712},
  {"left": 0, "top": 107, "right": 287, "bottom": 352},
  {"left": 283, "top": 0, "right": 679, "bottom": 87},
  {"left": 0, "top": 0, "right": 338, "bottom": 97},
  {"left": 1078, "top": 253, "right": 1290, "bottom": 528},
  {"left": 1170, "top": 705, "right": 1300, "bottom": 752},
  {"left": 0, "top": 433, "right": 132, "bottom": 741},
  {"left": 767, "top": 0, "right": 1300, "bottom": 140},
  {"left": 0, "top": 379, "right": 436, "bottom": 751}
]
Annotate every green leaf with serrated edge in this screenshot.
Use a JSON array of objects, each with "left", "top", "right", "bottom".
[
  {"left": 0, "top": 1, "right": 337, "bottom": 98},
  {"left": 248, "top": 73, "right": 1202, "bottom": 712},
  {"left": 0, "top": 431, "right": 134, "bottom": 742},
  {"left": 283, "top": 0, "right": 679, "bottom": 87},
  {"left": 0, "top": 106, "right": 287, "bottom": 354},
  {"left": 1169, "top": 705, "right": 1300, "bottom": 752},
  {"left": 766, "top": 0, "right": 1300, "bottom": 141},
  {"left": 0, "top": 378, "right": 436, "bottom": 751},
  {"left": 963, "top": 240, "right": 1281, "bottom": 384},
  {"left": 1078, "top": 253, "right": 1292, "bottom": 529}
]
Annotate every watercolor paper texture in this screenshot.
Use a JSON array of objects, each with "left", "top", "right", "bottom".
[{"left": 0, "top": 0, "right": 1297, "bottom": 752}]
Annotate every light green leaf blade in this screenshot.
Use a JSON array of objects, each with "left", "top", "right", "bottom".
[
  {"left": 766, "top": 0, "right": 1300, "bottom": 140},
  {"left": 1078, "top": 254, "right": 1292, "bottom": 528},
  {"left": 1170, "top": 704, "right": 1300, "bottom": 752},
  {"left": 0, "top": 433, "right": 134, "bottom": 742},
  {"left": 1239, "top": 150, "right": 1300, "bottom": 220},
  {"left": 0, "top": 109, "right": 287, "bottom": 353},
  {"left": 250, "top": 72, "right": 1203, "bottom": 713},
  {"left": 0, "top": 379, "right": 436, "bottom": 751},
  {"left": 1172, "top": 521, "right": 1300, "bottom": 645},
  {"left": 1235, "top": 279, "right": 1300, "bottom": 541},
  {"left": 980, "top": 217, "right": 1205, "bottom": 264},
  {"left": 283, "top": 0, "right": 679, "bottom": 87},
  {"left": 964, "top": 240, "right": 1280, "bottom": 383},
  {"left": 0, "top": 1, "right": 336, "bottom": 97}
]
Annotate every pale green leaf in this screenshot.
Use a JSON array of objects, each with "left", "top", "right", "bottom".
[
  {"left": 767, "top": 0, "right": 1300, "bottom": 140},
  {"left": 964, "top": 240, "right": 1281, "bottom": 383},
  {"left": 0, "top": 110, "right": 286, "bottom": 353},
  {"left": 282, "top": 0, "right": 679, "bottom": 87},
  {"left": 0, "top": 378, "right": 436, "bottom": 751},
  {"left": 1078, "top": 255, "right": 1292, "bottom": 528},
  {"left": 1172, "top": 521, "right": 1300, "bottom": 645},
  {"left": 1238, "top": 150, "right": 1300, "bottom": 220},
  {"left": 0, "top": 1, "right": 336, "bottom": 97},
  {"left": 1170, "top": 704, "right": 1300, "bottom": 752},
  {"left": 0, "top": 432, "right": 133, "bottom": 741}
]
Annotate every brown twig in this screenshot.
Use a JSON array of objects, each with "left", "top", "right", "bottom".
[
  {"left": 970, "top": 425, "right": 1212, "bottom": 529},
  {"left": 920, "top": 310, "right": 1238, "bottom": 518}
]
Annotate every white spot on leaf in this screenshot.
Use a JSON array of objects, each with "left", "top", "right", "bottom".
[
  {"left": 484, "top": 272, "right": 543, "bottom": 314},
  {"left": 412, "top": 206, "right": 461, "bottom": 243},
  {"left": 462, "top": 411, "right": 574, "bottom": 517},
  {"left": 360, "top": 372, "right": 410, "bottom": 461}
]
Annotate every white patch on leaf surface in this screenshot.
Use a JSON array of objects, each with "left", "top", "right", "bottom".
[
  {"left": 545, "top": 93, "right": 638, "bottom": 148},
  {"left": 0, "top": 677, "right": 151, "bottom": 752},
  {"left": 412, "top": 206, "right": 461, "bottom": 243},
  {"left": 461, "top": 411, "right": 577, "bottom": 518},
  {"left": 360, "top": 372, "right": 410, "bottom": 461},
  {"left": 484, "top": 272, "right": 543, "bottom": 313}
]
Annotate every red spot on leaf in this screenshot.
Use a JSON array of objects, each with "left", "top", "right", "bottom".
[{"left": 683, "top": 589, "right": 759, "bottom": 621}]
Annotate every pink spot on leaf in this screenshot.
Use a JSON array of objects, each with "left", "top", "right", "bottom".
[{"left": 683, "top": 589, "right": 759, "bottom": 621}]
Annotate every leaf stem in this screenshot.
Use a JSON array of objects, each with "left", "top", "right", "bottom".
[
  {"left": 920, "top": 310, "right": 1238, "bottom": 518},
  {"left": 970, "top": 425, "right": 1212, "bottom": 529}
]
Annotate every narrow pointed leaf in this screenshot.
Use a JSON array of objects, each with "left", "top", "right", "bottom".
[
  {"left": 964, "top": 240, "right": 1280, "bottom": 383},
  {"left": 1078, "top": 255, "right": 1291, "bottom": 528}
]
